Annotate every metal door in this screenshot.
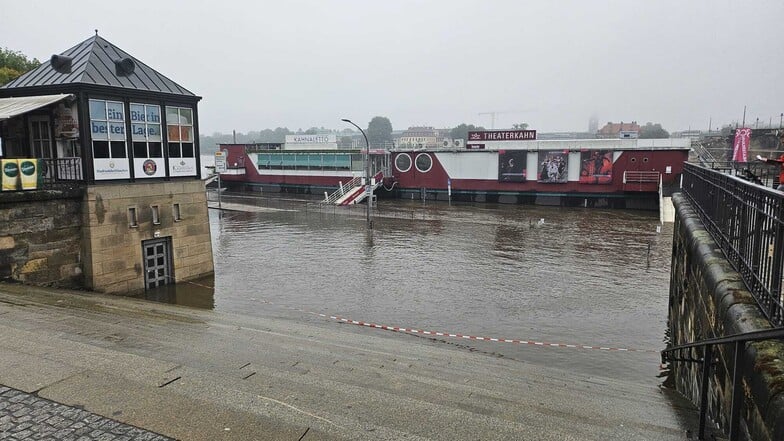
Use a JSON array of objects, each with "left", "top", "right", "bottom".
[{"left": 142, "top": 238, "right": 172, "bottom": 289}]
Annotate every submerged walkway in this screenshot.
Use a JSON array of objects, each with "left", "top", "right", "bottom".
[{"left": 0, "top": 283, "right": 714, "bottom": 440}]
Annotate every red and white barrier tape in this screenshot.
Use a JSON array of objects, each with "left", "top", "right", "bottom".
[{"left": 258, "top": 300, "right": 659, "bottom": 354}]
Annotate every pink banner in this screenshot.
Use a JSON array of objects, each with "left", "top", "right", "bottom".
[{"left": 733, "top": 128, "right": 751, "bottom": 162}]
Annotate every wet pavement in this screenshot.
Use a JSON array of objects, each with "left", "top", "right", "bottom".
[
  {"left": 0, "top": 386, "right": 171, "bottom": 440},
  {"left": 0, "top": 282, "right": 718, "bottom": 440}
]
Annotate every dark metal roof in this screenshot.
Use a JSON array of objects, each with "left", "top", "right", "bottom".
[{"left": 1, "top": 35, "right": 197, "bottom": 97}]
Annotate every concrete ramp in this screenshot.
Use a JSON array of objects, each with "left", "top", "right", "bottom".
[{"left": 0, "top": 284, "right": 717, "bottom": 440}]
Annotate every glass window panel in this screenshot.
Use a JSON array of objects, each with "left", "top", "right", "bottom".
[
  {"left": 133, "top": 142, "right": 147, "bottom": 158},
  {"left": 156, "top": 245, "right": 163, "bottom": 254},
  {"left": 180, "top": 126, "right": 193, "bottom": 142},
  {"left": 106, "top": 101, "right": 124, "bottom": 121},
  {"left": 108, "top": 122, "right": 125, "bottom": 141},
  {"left": 165, "top": 107, "right": 179, "bottom": 124},
  {"left": 147, "top": 124, "right": 161, "bottom": 141},
  {"left": 178, "top": 108, "right": 193, "bottom": 125},
  {"left": 110, "top": 141, "right": 127, "bottom": 158},
  {"left": 168, "top": 143, "right": 181, "bottom": 158},
  {"left": 146, "top": 247, "right": 154, "bottom": 256},
  {"left": 89, "top": 100, "right": 106, "bottom": 120},
  {"left": 149, "top": 142, "right": 162, "bottom": 158},
  {"left": 146, "top": 105, "right": 161, "bottom": 124},
  {"left": 93, "top": 141, "right": 110, "bottom": 158},
  {"left": 91, "top": 120, "right": 108, "bottom": 140},
  {"left": 129, "top": 104, "right": 146, "bottom": 123},
  {"left": 167, "top": 125, "right": 180, "bottom": 142},
  {"left": 147, "top": 259, "right": 155, "bottom": 267},
  {"left": 157, "top": 257, "right": 164, "bottom": 266},
  {"left": 131, "top": 123, "right": 146, "bottom": 141},
  {"left": 182, "top": 143, "right": 194, "bottom": 157}
]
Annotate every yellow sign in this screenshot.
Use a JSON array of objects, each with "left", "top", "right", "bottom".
[
  {"left": 2, "top": 159, "right": 19, "bottom": 191},
  {"left": 19, "top": 159, "right": 38, "bottom": 190},
  {"left": 2, "top": 159, "right": 40, "bottom": 191}
]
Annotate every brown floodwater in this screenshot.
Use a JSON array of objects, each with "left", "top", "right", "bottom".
[{"left": 147, "top": 193, "right": 673, "bottom": 384}]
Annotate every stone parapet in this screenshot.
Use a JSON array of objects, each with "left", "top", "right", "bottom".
[{"left": 669, "top": 193, "right": 784, "bottom": 440}]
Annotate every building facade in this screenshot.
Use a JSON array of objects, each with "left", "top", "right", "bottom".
[{"left": 0, "top": 34, "right": 213, "bottom": 293}]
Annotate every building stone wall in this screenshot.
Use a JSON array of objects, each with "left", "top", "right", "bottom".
[
  {"left": 81, "top": 180, "right": 214, "bottom": 293},
  {"left": 0, "top": 189, "right": 84, "bottom": 287},
  {"left": 669, "top": 193, "right": 784, "bottom": 440}
]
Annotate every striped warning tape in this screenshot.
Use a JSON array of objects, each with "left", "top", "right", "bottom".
[{"left": 257, "top": 300, "right": 659, "bottom": 354}]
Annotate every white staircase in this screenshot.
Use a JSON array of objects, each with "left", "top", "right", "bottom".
[{"left": 324, "top": 172, "right": 384, "bottom": 206}]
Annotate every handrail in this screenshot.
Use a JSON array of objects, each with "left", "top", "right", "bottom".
[
  {"left": 662, "top": 327, "right": 784, "bottom": 356},
  {"left": 661, "top": 327, "right": 784, "bottom": 440},
  {"left": 322, "top": 175, "right": 362, "bottom": 204},
  {"left": 682, "top": 162, "right": 784, "bottom": 328}
]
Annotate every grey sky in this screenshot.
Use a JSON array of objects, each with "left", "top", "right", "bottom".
[{"left": 2, "top": 0, "right": 782, "bottom": 134}]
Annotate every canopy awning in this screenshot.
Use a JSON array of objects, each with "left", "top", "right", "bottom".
[{"left": 0, "top": 94, "right": 73, "bottom": 121}]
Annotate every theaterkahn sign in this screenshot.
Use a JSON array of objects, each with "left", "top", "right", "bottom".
[{"left": 468, "top": 130, "right": 537, "bottom": 141}]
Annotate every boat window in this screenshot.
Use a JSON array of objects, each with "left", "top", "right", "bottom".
[
  {"left": 630, "top": 157, "right": 637, "bottom": 163},
  {"left": 395, "top": 153, "right": 412, "bottom": 172},
  {"left": 415, "top": 153, "right": 432, "bottom": 173},
  {"left": 643, "top": 157, "right": 649, "bottom": 163}
]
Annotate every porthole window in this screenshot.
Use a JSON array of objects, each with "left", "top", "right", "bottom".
[
  {"left": 395, "top": 153, "right": 412, "bottom": 172},
  {"left": 643, "top": 157, "right": 649, "bottom": 163},
  {"left": 630, "top": 157, "right": 637, "bottom": 163},
  {"left": 415, "top": 153, "right": 432, "bottom": 173}
]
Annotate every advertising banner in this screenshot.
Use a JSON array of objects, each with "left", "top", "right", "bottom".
[
  {"left": 538, "top": 151, "right": 568, "bottom": 183},
  {"left": 2, "top": 159, "right": 19, "bottom": 191},
  {"left": 579, "top": 150, "right": 613, "bottom": 184},
  {"left": 733, "top": 128, "right": 751, "bottom": 162},
  {"left": 169, "top": 158, "right": 197, "bottom": 177},
  {"left": 133, "top": 158, "right": 166, "bottom": 178},
  {"left": 93, "top": 158, "right": 131, "bottom": 180},
  {"left": 18, "top": 159, "right": 39, "bottom": 190},
  {"left": 498, "top": 150, "right": 527, "bottom": 182}
]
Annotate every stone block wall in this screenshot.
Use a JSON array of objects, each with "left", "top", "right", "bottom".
[
  {"left": 0, "top": 189, "right": 84, "bottom": 287},
  {"left": 669, "top": 193, "right": 784, "bottom": 440},
  {"left": 81, "top": 180, "right": 214, "bottom": 293}
]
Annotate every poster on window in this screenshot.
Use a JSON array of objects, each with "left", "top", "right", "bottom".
[
  {"left": 537, "top": 151, "right": 568, "bottom": 183},
  {"left": 579, "top": 150, "right": 613, "bottom": 184},
  {"left": 498, "top": 150, "right": 527, "bottom": 182},
  {"left": 54, "top": 101, "right": 79, "bottom": 139}
]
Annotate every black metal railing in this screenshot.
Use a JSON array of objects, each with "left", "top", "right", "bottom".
[
  {"left": 40, "top": 157, "right": 83, "bottom": 184},
  {"left": 661, "top": 328, "right": 784, "bottom": 440},
  {"left": 682, "top": 162, "right": 784, "bottom": 328}
]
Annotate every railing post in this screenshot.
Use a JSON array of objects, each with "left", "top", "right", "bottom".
[
  {"left": 729, "top": 341, "right": 744, "bottom": 441},
  {"left": 698, "top": 344, "right": 713, "bottom": 440},
  {"left": 770, "top": 201, "right": 784, "bottom": 325}
]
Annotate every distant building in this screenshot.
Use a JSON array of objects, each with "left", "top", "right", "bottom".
[
  {"left": 588, "top": 115, "right": 599, "bottom": 133},
  {"left": 597, "top": 121, "right": 640, "bottom": 139},
  {"left": 398, "top": 126, "right": 438, "bottom": 148}
]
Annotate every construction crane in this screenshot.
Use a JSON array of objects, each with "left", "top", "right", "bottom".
[{"left": 478, "top": 110, "right": 534, "bottom": 129}]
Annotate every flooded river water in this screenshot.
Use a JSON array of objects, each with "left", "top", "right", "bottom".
[{"left": 161, "top": 193, "right": 673, "bottom": 385}]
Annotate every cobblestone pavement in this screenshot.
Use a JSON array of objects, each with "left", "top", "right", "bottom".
[{"left": 0, "top": 386, "right": 172, "bottom": 441}]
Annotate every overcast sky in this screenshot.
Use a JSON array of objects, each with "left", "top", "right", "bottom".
[{"left": 2, "top": 0, "right": 782, "bottom": 134}]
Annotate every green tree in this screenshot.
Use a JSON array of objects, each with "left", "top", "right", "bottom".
[
  {"left": 512, "top": 123, "right": 529, "bottom": 130},
  {"left": 450, "top": 123, "right": 485, "bottom": 141},
  {"left": 0, "top": 48, "right": 41, "bottom": 85},
  {"left": 366, "top": 116, "right": 393, "bottom": 147},
  {"left": 639, "top": 122, "right": 669, "bottom": 139}
]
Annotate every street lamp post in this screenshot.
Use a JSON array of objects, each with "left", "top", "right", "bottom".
[{"left": 341, "top": 118, "right": 372, "bottom": 228}]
